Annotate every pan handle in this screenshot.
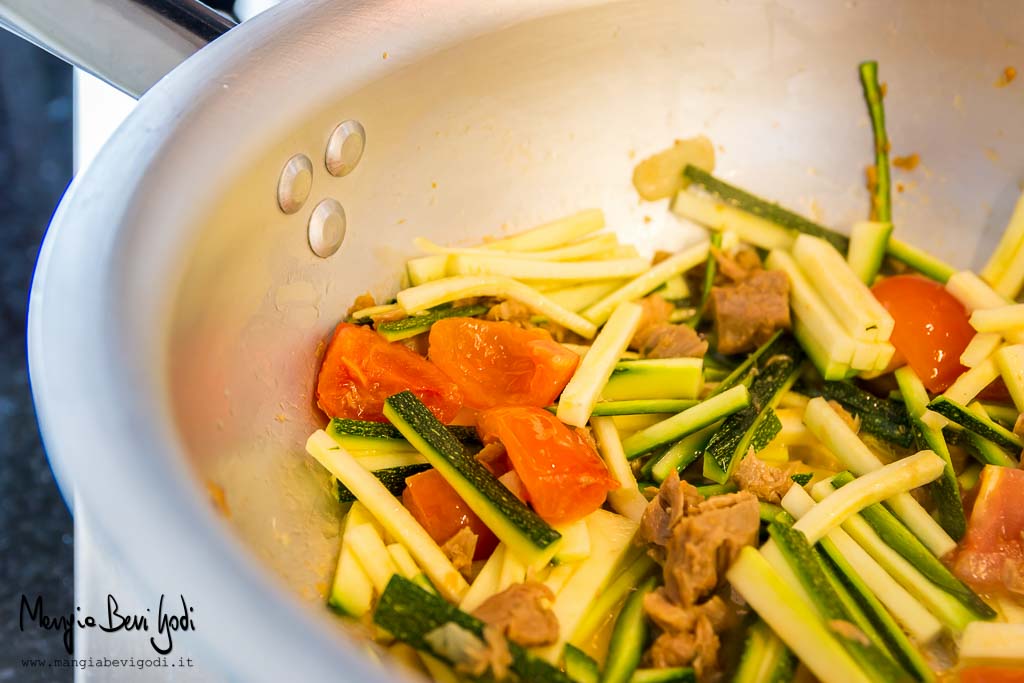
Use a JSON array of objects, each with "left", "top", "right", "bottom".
[{"left": 0, "top": 0, "right": 236, "bottom": 98}]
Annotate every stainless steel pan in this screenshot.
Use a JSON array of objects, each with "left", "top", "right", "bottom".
[{"left": 8, "top": 0, "right": 1023, "bottom": 679}]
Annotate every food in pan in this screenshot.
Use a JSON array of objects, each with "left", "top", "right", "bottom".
[{"left": 301, "top": 61, "right": 1024, "bottom": 682}]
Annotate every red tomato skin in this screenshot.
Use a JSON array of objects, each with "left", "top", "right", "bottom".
[
  {"left": 315, "top": 323, "right": 462, "bottom": 422},
  {"left": 477, "top": 406, "right": 618, "bottom": 525},
  {"left": 871, "top": 275, "right": 976, "bottom": 392},
  {"left": 960, "top": 667, "right": 1024, "bottom": 683},
  {"left": 953, "top": 466, "right": 1024, "bottom": 595},
  {"left": 428, "top": 318, "right": 579, "bottom": 410},
  {"left": 402, "top": 469, "right": 498, "bottom": 560}
]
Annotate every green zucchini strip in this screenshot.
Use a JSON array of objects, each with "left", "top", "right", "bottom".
[
  {"left": 703, "top": 335, "right": 803, "bottom": 483},
  {"left": 831, "top": 471, "right": 996, "bottom": 620},
  {"left": 383, "top": 391, "right": 562, "bottom": 569},
  {"left": 375, "top": 304, "right": 488, "bottom": 342},
  {"left": 768, "top": 522, "right": 913, "bottom": 682}
]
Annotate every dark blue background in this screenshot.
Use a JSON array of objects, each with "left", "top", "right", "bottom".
[{"left": 0, "top": 29, "right": 75, "bottom": 681}]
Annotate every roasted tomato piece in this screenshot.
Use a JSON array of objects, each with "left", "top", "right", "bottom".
[
  {"left": 871, "top": 275, "right": 975, "bottom": 392},
  {"left": 477, "top": 406, "right": 618, "bottom": 524},
  {"left": 315, "top": 322, "right": 461, "bottom": 422},
  {"left": 953, "top": 465, "right": 1024, "bottom": 596},
  {"left": 402, "top": 469, "right": 497, "bottom": 560},
  {"left": 428, "top": 318, "right": 578, "bottom": 410}
]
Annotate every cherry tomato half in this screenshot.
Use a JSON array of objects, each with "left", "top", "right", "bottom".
[
  {"left": 402, "top": 469, "right": 498, "bottom": 560},
  {"left": 315, "top": 323, "right": 462, "bottom": 422},
  {"left": 428, "top": 318, "right": 579, "bottom": 410},
  {"left": 477, "top": 406, "right": 618, "bottom": 525},
  {"left": 871, "top": 275, "right": 975, "bottom": 392}
]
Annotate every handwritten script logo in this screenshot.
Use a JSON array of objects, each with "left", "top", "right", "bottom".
[{"left": 19, "top": 594, "right": 196, "bottom": 655}]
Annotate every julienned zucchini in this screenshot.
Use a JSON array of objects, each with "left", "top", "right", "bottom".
[
  {"left": 712, "top": 331, "right": 783, "bottom": 395},
  {"left": 620, "top": 384, "right": 750, "bottom": 459},
  {"left": 927, "top": 395, "right": 1024, "bottom": 453},
  {"left": 894, "top": 368, "right": 966, "bottom": 540},
  {"left": 564, "top": 645, "right": 599, "bottom": 683},
  {"left": 375, "top": 304, "right": 488, "bottom": 342},
  {"left": 727, "top": 548, "right": 874, "bottom": 683},
  {"left": 847, "top": 221, "right": 893, "bottom": 285},
  {"left": 816, "top": 535, "right": 935, "bottom": 682},
  {"left": 630, "top": 669, "right": 695, "bottom": 683},
  {"left": 831, "top": 472, "right": 996, "bottom": 620},
  {"left": 782, "top": 484, "right": 944, "bottom": 651},
  {"left": 703, "top": 336, "right": 803, "bottom": 483},
  {"left": 732, "top": 619, "right": 795, "bottom": 683},
  {"left": 768, "top": 522, "right": 912, "bottom": 683},
  {"left": 602, "top": 358, "right": 704, "bottom": 401},
  {"left": 588, "top": 399, "right": 698, "bottom": 416},
  {"left": 327, "top": 503, "right": 376, "bottom": 618},
  {"left": 812, "top": 381, "right": 914, "bottom": 448},
  {"left": 336, "top": 462, "right": 430, "bottom": 503},
  {"left": 373, "top": 575, "right": 572, "bottom": 683},
  {"left": 682, "top": 165, "right": 850, "bottom": 253},
  {"left": 650, "top": 422, "right": 719, "bottom": 483},
  {"left": 384, "top": 391, "right": 562, "bottom": 568},
  {"left": 948, "top": 425, "right": 1020, "bottom": 468},
  {"left": 600, "top": 576, "right": 657, "bottom": 683},
  {"left": 328, "top": 417, "right": 479, "bottom": 451}
]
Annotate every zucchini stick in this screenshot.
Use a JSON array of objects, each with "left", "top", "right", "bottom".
[
  {"left": 831, "top": 471, "right": 996, "bottom": 620},
  {"left": 558, "top": 302, "right": 643, "bottom": 427},
  {"left": 682, "top": 165, "right": 849, "bottom": 252},
  {"left": 581, "top": 241, "right": 710, "bottom": 326},
  {"left": 396, "top": 275, "right": 597, "bottom": 338},
  {"left": 306, "top": 430, "right": 469, "bottom": 601},
  {"left": 791, "top": 452, "right": 945, "bottom": 545},
  {"left": 688, "top": 231, "right": 721, "bottom": 327},
  {"left": 601, "top": 576, "right": 658, "bottom": 683},
  {"left": 803, "top": 396, "right": 956, "bottom": 557},
  {"left": 859, "top": 61, "right": 891, "bottom": 223},
  {"left": 592, "top": 416, "right": 649, "bottom": 522},
  {"left": 727, "top": 548, "right": 874, "bottom": 683},
  {"left": 783, "top": 485, "right": 943, "bottom": 655},
  {"left": 767, "top": 522, "right": 912, "bottom": 682},
  {"left": 895, "top": 368, "right": 967, "bottom": 540},
  {"left": 571, "top": 551, "right": 658, "bottom": 646}
]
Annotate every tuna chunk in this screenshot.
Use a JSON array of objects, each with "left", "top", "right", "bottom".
[
  {"left": 630, "top": 295, "right": 708, "bottom": 359},
  {"left": 732, "top": 452, "right": 797, "bottom": 504},
  {"left": 637, "top": 472, "right": 759, "bottom": 676},
  {"left": 711, "top": 270, "right": 791, "bottom": 355},
  {"left": 471, "top": 581, "right": 559, "bottom": 647}
]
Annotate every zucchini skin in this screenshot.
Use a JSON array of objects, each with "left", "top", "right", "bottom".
[
  {"left": 683, "top": 165, "right": 849, "bottom": 253},
  {"left": 329, "top": 417, "right": 480, "bottom": 445},
  {"left": 928, "top": 396, "right": 1023, "bottom": 452},
  {"left": 374, "top": 575, "right": 573, "bottom": 683},
  {"left": 376, "top": 304, "right": 488, "bottom": 341},
  {"left": 335, "top": 464, "right": 430, "bottom": 503},
  {"left": 807, "top": 382, "right": 914, "bottom": 448},
  {"left": 563, "top": 645, "right": 599, "bottom": 683},
  {"left": 384, "top": 391, "right": 562, "bottom": 556},
  {"left": 600, "top": 576, "right": 658, "bottom": 683},
  {"left": 768, "top": 522, "right": 914, "bottom": 683},
  {"left": 704, "top": 335, "right": 804, "bottom": 481}
]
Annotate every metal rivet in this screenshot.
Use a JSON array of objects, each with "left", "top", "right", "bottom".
[
  {"left": 308, "top": 198, "right": 346, "bottom": 258},
  {"left": 277, "top": 153, "right": 313, "bottom": 214},
  {"left": 325, "top": 120, "right": 366, "bottom": 177}
]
